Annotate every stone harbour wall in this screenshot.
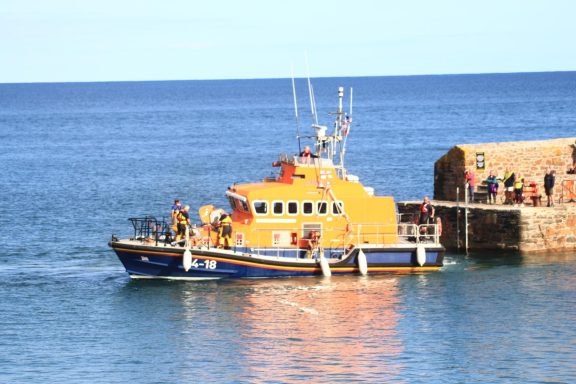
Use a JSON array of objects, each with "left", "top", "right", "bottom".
[
  {"left": 434, "top": 137, "right": 576, "bottom": 201},
  {"left": 398, "top": 201, "right": 576, "bottom": 254}
]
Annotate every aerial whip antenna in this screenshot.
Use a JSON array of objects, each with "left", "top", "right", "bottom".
[
  {"left": 291, "top": 64, "right": 302, "bottom": 154},
  {"left": 305, "top": 53, "right": 318, "bottom": 125}
]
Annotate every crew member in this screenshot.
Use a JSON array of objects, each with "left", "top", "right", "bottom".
[
  {"left": 300, "top": 146, "right": 318, "bottom": 158},
  {"left": 418, "top": 197, "right": 435, "bottom": 241},
  {"left": 218, "top": 213, "right": 233, "bottom": 249},
  {"left": 171, "top": 199, "right": 182, "bottom": 235},
  {"left": 306, "top": 230, "right": 320, "bottom": 258},
  {"left": 419, "top": 197, "right": 435, "bottom": 225},
  {"left": 176, "top": 205, "right": 190, "bottom": 241}
]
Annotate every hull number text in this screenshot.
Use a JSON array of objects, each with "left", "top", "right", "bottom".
[{"left": 191, "top": 259, "right": 217, "bottom": 270}]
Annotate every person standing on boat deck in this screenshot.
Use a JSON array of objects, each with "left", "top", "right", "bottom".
[
  {"left": 176, "top": 205, "right": 190, "bottom": 241},
  {"left": 502, "top": 169, "right": 516, "bottom": 204},
  {"left": 171, "top": 199, "right": 181, "bottom": 234},
  {"left": 419, "top": 197, "right": 435, "bottom": 240},
  {"left": 300, "top": 146, "right": 318, "bottom": 158},
  {"left": 464, "top": 169, "right": 475, "bottom": 203},
  {"left": 419, "top": 197, "right": 435, "bottom": 225},
  {"left": 218, "top": 213, "right": 233, "bottom": 249},
  {"left": 544, "top": 168, "right": 556, "bottom": 207},
  {"left": 486, "top": 171, "right": 499, "bottom": 204}
]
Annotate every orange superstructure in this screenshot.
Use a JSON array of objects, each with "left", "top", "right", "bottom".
[{"left": 204, "top": 155, "right": 398, "bottom": 252}]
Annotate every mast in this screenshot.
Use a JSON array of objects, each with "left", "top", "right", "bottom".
[
  {"left": 308, "top": 85, "right": 353, "bottom": 178},
  {"left": 291, "top": 65, "right": 302, "bottom": 154}
]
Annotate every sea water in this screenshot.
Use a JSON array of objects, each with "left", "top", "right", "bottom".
[{"left": 1, "top": 73, "right": 575, "bottom": 383}]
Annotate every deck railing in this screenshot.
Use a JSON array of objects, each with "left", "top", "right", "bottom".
[
  {"left": 122, "top": 218, "right": 441, "bottom": 253},
  {"left": 248, "top": 221, "right": 441, "bottom": 259},
  {"left": 127, "top": 216, "right": 171, "bottom": 246}
]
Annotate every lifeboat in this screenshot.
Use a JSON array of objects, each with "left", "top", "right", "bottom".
[{"left": 109, "top": 87, "right": 444, "bottom": 279}]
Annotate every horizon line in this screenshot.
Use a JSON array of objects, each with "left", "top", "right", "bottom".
[{"left": 1, "top": 69, "right": 575, "bottom": 86}]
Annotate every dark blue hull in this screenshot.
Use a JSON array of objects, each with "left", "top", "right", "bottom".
[{"left": 110, "top": 241, "right": 445, "bottom": 280}]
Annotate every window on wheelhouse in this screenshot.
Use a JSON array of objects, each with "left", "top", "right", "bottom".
[
  {"left": 317, "top": 201, "right": 328, "bottom": 215},
  {"left": 273, "top": 201, "right": 283, "bottom": 215},
  {"left": 302, "top": 201, "right": 313, "bottom": 216},
  {"left": 332, "top": 201, "right": 344, "bottom": 215},
  {"left": 229, "top": 197, "right": 249, "bottom": 213},
  {"left": 287, "top": 201, "right": 298, "bottom": 215},
  {"left": 253, "top": 200, "right": 268, "bottom": 215}
]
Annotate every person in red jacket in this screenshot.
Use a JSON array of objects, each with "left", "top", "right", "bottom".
[{"left": 464, "top": 169, "right": 475, "bottom": 203}]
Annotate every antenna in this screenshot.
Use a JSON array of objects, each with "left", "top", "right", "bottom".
[
  {"left": 341, "top": 87, "right": 354, "bottom": 176},
  {"left": 305, "top": 53, "right": 318, "bottom": 125},
  {"left": 349, "top": 87, "right": 353, "bottom": 117},
  {"left": 291, "top": 65, "right": 302, "bottom": 154}
]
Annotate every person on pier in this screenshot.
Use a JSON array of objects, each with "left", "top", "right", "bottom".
[
  {"left": 464, "top": 169, "right": 475, "bottom": 203},
  {"left": 514, "top": 177, "right": 525, "bottom": 207},
  {"left": 502, "top": 169, "right": 516, "bottom": 204},
  {"left": 544, "top": 168, "right": 556, "bottom": 207},
  {"left": 486, "top": 170, "right": 499, "bottom": 204}
]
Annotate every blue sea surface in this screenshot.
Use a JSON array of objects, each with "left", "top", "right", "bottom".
[{"left": 1, "top": 72, "right": 576, "bottom": 383}]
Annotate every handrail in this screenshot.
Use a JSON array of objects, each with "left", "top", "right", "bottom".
[
  {"left": 128, "top": 216, "right": 170, "bottom": 246},
  {"left": 293, "top": 156, "right": 335, "bottom": 168},
  {"left": 124, "top": 218, "right": 441, "bottom": 251},
  {"left": 248, "top": 221, "right": 441, "bottom": 253}
]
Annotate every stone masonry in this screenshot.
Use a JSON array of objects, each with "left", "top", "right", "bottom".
[
  {"left": 434, "top": 137, "right": 576, "bottom": 202},
  {"left": 398, "top": 202, "right": 576, "bottom": 254}
]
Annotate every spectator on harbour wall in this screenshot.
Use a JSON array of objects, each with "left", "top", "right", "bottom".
[
  {"left": 486, "top": 170, "right": 499, "bottom": 204},
  {"left": 502, "top": 169, "right": 516, "bottom": 204},
  {"left": 514, "top": 177, "right": 525, "bottom": 207},
  {"left": 464, "top": 169, "right": 475, "bottom": 203},
  {"left": 544, "top": 168, "right": 556, "bottom": 207}
]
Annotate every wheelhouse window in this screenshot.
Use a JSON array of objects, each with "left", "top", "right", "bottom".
[
  {"left": 229, "top": 197, "right": 249, "bottom": 213},
  {"left": 317, "top": 201, "right": 328, "bottom": 215},
  {"left": 272, "top": 201, "right": 284, "bottom": 215},
  {"left": 287, "top": 201, "right": 298, "bottom": 216},
  {"left": 253, "top": 200, "right": 268, "bottom": 215},
  {"left": 302, "top": 201, "right": 314, "bottom": 216},
  {"left": 332, "top": 201, "right": 344, "bottom": 215}
]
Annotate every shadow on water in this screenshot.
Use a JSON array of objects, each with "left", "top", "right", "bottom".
[{"left": 442, "top": 249, "right": 576, "bottom": 272}]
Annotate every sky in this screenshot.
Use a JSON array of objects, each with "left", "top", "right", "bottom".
[{"left": 1, "top": 0, "right": 575, "bottom": 83}]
